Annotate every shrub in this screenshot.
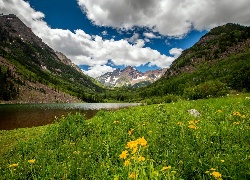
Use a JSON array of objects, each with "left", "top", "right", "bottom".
[{"left": 183, "top": 80, "right": 229, "bottom": 100}]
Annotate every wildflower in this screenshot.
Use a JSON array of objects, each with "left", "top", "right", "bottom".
[
  {"left": 28, "top": 159, "right": 36, "bottom": 163},
  {"left": 9, "top": 163, "right": 18, "bottom": 168},
  {"left": 189, "top": 120, "right": 200, "bottom": 124},
  {"left": 233, "top": 122, "right": 240, "bottom": 125},
  {"left": 188, "top": 124, "right": 199, "bottom": 129},
  {"left": 129, "top": 172, "right": 138, "bottom": 179},
  {"left": 218, "top": 110, "right": 223, "bottom": 113},
  {"left": 241, "top": 115, "right": 246, "bottom": 119},
  {"left": 233, "top": 112, "right": 241, "bottom": 116},
  {"left": 221, "top": 160, "right": 225, "bottom": 163},
  {"left": 137, "top": 136, "right": 147, "bottom": 147},
  {"left": 127, "top": 140, "right": 138, "bottom": 150},
  {"left": 119, "top": 150, "right": 129, "bottom": 159},
  {"left": 210, "top": 168, "right": 216, "bottom": 171},
  {"left": 138, "top": 156, "right": 145, "bottom": 162},
  {"left": 177, "top": 122, "right": 184, "bottom": 126},
  {"left": 161, "top": 166, "right": 171, "bottom": 171},
  {"left": 131, "top": 146, "right": 138, "bottom": 154},
  {"left": 210, "top": 171, "right": 222, "bottom": 179},
  {"left": 128, "top": 128, "right": 134, "bottom": 135},
  {"left": 124, "top": 160, "right": 131, "bottom": 166}
]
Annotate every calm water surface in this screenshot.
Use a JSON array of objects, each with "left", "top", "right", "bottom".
[{"left": 0, "top": 103, "right": 140, "bottom": 130}]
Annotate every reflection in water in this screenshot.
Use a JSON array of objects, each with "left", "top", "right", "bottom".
[{"left": 0, "top": 103, "right": 140, "bottom": 130}]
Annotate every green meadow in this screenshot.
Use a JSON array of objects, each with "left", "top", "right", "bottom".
[{"left": 0, "top": 94, "right": 250, "bottom": 179}]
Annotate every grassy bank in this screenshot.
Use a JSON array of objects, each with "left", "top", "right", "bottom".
[{"left": 0, "top": 94, "right": 250, "bottom": 179}]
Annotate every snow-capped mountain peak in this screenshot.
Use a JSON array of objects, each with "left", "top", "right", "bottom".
[{"left": 96, "top": 66, "right": 167, "bottom": 87}]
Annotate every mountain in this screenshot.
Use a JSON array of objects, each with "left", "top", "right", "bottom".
[
  {"left": 96, "top": 66, "right": 167, "bottom": 88},
  {"left": 0, "top": 14, "right": 104, "bottom": 103},
  {"left": 139, "top": 23, "right": 250, "bottom": 100}
]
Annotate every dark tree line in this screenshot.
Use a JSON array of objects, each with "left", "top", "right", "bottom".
[{"left": 0, "top": 66, "right": 19, "bottom": 101}]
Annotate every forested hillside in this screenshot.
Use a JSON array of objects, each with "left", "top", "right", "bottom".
[
  {"left": 0, "top": 14, "right": 104, "bottom": 103},
  {"left": 137, "top": 23, "right": 250, "bottom": 102}
]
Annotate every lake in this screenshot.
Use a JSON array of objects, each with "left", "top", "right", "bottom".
[{"left": 0, "top": 103, "right": 140, "bottom": 130}]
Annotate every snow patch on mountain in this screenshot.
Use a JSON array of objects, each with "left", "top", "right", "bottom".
[{"left": 96, "top": 66, "right": 167, "bottom": 87}]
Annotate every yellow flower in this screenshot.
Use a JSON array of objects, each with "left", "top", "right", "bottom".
[
  {"left": 128, "top": 128, "right": 134, "bottom": 135},
  {"left": 129, "top": 172, "right": 137, "bottom": 179},
  {"left": 233, "top": 111, "right": 241, "bottom": 116},
  {"left": 221, "top": 160, "right": 225, "bottom": 163},
  {"left": 218, "top": 110, "right": 223, "bottom": 113},
  {"left": 124, "top": 160, "right": 131, "bottom": 166},
  {"left": 177, "top": 122, "right": 184, "bottom": 126},
  {"left": 161, "top": 166, "right": 171, "bottom": 171},
  {"left": 127, "top": 140, "right": 138, "bottom": 150},
  {"left": 137, "top": 136, "right": 147, "bottom": 147},
  {"left": 241, "top": 115, "right": 246, "bottom": 118},
  {"left": 189, "top": 120, "right": 200, "bottom": 124},
  {"left": 233, "top": 122, "right": 240, "bottom": 125},
  {"left": 28, "top": 159, "right": 36, "bottom": 163},
  {"left": 138, "top": 156, "right": 145, "bottom": 162},
  {"left": 210, "top": 168, "right": 216, "bottom": 171},
  {"left": 9, "top": 163, "right": 18, "bottom": 168},
  {"left": 132, "top": 146, "right": 138, "bottom": 154},
  {"left": 210, "top": 171, "right": 222, "bottom": 179},
  {"left": 119, "top": 150, "right": 129, "bottom": 159},
  {"left": 188, "top": 124, "right": 199, "bottom": 129}
]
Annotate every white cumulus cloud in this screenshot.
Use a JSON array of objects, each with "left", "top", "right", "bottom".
[
  {"left": 169, "top": 48, "right": 183, "bottom": 57},
  {"left": 143, "top": 32, "right": 161, "bottom": 39},
  {"left": 1, "top": 0, "right": 184, "bottom": 77},
  {"left": 77, "top": 0, "right": 250, "bottom": 37},
  {"left": 83, "top": 65, "right": 116, "bottom": 78}
]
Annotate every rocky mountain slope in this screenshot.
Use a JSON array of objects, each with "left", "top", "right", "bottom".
[
  {"left": 139, "top": 23, "right": 250, "bottom": 99},
  {"left": 96, "top": 66, "right": 167, "bottom": 87},
  {"left": 163, "top": 23, "right": 250, "bottom": 78},
  {"left": 0, "top": 14, "right": 104, "bottom": 103}
]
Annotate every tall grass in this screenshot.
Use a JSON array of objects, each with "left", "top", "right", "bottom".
[{"left": 0, "top": 94, "right": 250, "bottom": 179}]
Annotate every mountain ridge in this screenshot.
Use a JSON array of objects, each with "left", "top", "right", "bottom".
[
  {"left": 96, "top": 66, "right": 167, "bottom": 88},
  {"left": 0, "top": 14, "right": 104, "bottom": 103}
]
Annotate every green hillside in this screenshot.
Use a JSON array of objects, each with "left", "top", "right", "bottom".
[
  {"left": 135, "top": 23, "right": 250, "bottom": 103},
  {"left": 0, "top": 15, "right": 104, "bottom": 103}
]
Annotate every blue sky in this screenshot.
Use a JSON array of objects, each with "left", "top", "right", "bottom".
[{"left": 1, "top": 0, "right": 250, "bottom": 77}]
